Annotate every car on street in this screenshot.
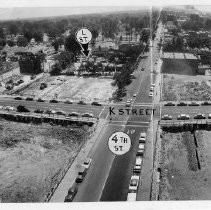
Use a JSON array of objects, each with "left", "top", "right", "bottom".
[
  {"left": 75, "top": 166, "right": 87, "bottom": 183},
  {"left": 49, "top": 99, "right": 58, "bottom": 103},
  {"left": 149, "top": 92, "right": 153, "bottom": 97},
  {"left": 64, "top": 100, "right": 73, "bottom": 104},
  {"left": 177, "top": 114, "right": 190, "bottom": 120},
  {"left": 127, "top": 192, "right": 137, "bottom": 201},
  {"left": 208, "top": 114, "right": 211, "bottom": 119},
  {"left": 4, "top": 106, "right": 15, "bottom": 111},
  {"left": 56, "top": 110, "right": 66, "bottom": 116},
  {"left": 177, "top": 101, "right": 188, "bottom": 106},
  {"left": 14, "top": 96, "right": 22, "bottom": 100},
  {"left": 77, "top": 101, "right": 86, "bottom": 105},
  {"left": 138, "top": 143, "right": 145, "bottom": 150},
  {"left": 25, "top": 97, "right": 34, "bottom": 101},
  {"left": 129, "top": 175, "right": 140, "bottom": 191},
  {"left": 64, "top": 183, "right": 78, "bottom": 202},
  {"left": 133, "top": 93, "right": 137, "bottom": 97},
  {"left": 188, "top": 101, "right": 200, "bottom": 106},
  {"left": 151, "top": 83, "right": 155, "bottom": 87},
  {"left": 91, "top": 101, "right": 102, "bottom": 106},
  {"left": 34, "top": 109, "right": 44, "bottom": 114},
  {"left": 150, "top": 86, "right": 154, "bottom": 92},
  {"left": 161, "top": 115, "right": 172, "bottom": 120},
  {"left": 164, "top": 102, "right": 175, "bottom": 106},
  {"left": 68, "top": 112, "right": 80, "bottom": 117},
  {"left": 82, "top": 113, "right": 93, "bottom": 118},
  {"left": 37, "top": 98, "right": 45, "bottom": 102},
  {"left": 194, "top": 114, "right": 206, "bottom": 119},
  {"left": 133, "top": 156, "right": 143, "bottom": 173},
  {"left": 17, "top": 105, "right": 30, "bottom": 112},
  {"left": 126, "top": 100, "right": 131, "bottom": 107},
  {"left": 201, "top": 101, "right": 211, "bottom": 106},
  {"left": 83, "top": 158, "right": 92, "bottom": 169},
  {"left": 139, "top": 132, "right": 146, "bottom": 143}
]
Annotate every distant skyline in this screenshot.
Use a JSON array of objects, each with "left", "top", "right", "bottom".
[{"left": 0, "top": 6, "right": 149, "bottom": 21}]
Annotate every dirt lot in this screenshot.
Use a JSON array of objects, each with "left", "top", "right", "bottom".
[
  {"left": 0, "top": 118, "right": 92, "bottom": 202},
  {"left": 14, "top": 74, "right": 116, "bottom": 103},
  {"left": 159, "top": 130, "right": 211, "bottom": 200},
  {"left": 162, "top": 74, "right": 211, "bottom": 101}
]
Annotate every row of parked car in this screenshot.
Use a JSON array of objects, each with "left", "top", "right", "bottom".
[
  {"left": 34, "top": 109, "right": 94, "bottom": 118},
  {"left": 164, "top": 101, "right": 211, "bottom": 106},
  {"left": 14, "top": 96, "right": 102, "bottom": 106},
  {"left": 64, "top": 158, "right": 92, "bottom": 202},
  {"left": 127, "top": 132, "right": 147, "bottom": 201},
  {"left": 161, "top": 113, "right": 211, "bottom": 120}
]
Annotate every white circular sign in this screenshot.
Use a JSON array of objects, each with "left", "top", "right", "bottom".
[
  {"left": 108, "top": 131, "right": 131, "bottom": 155},
  {"left": 76, "top": 28, "right": 92, "bottom": 44}
]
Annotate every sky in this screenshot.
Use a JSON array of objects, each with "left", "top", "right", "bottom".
[{"left": 0, "top": 7, "right": 149, "bottom": 21}]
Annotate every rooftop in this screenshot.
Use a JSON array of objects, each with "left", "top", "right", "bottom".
[{"left": 162, "top": 52, "right": 198, "bottom": 60}]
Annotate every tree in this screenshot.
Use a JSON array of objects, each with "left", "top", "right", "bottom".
[
  {"left": 50, "top": 62, "right": 62, "bottom": 76},
  {"left": 0, "top": 39, "right": 6, "bottom": 48},
  {"left": 52, "top": 40, "right": 59, "bottom": 52},
  {"left": 65, "top": 33, "right": 81, "bottom": 60},
  {"left": 7, "top": 40, "right": 15, "bottom": 47},
  {"left": 17, "top": 36, "right": 28, "bottom": 47}
]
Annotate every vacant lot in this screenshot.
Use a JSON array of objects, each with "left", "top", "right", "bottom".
[
  {"left": 15, "top": 74, "right": 116, "bottom": 103},
  {"left": 0, "top": 118, "right": 92, "bottom": 202},
  {"left": 162, "top": 74, "right": 211, "bottom": 101},
  {"left": 159, "top": 130, "right": 211, "bottom": 200}
]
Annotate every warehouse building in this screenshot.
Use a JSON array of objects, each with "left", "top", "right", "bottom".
[{"left": 161, "top": 52, "right": 200, "bottom": 75}]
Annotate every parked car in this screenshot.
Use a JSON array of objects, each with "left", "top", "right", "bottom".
[
  {"left": 77, "top": 101, "right": 86, "bottom": 105},
  {"left": 68, "top": 112, "right": 80, "bottom": 117},
  {"left": 139, "top": 132, "right": 146, "bottom": 143},
  {"left": 49, "top": 99, "right": 58, "bottom": 103},
  {"left": 37, "top": 98, "right": 45, "bottom": 102},
  {"left": 14, "top": 96, "right": 22, "bottom": 100},
  {"left": 17, "top": 105, "right": 30, "bottom": 112},
  {"left": 40, "top": 83, "right": 47, "bottom": 90},
  {"left": 194, "top": 114, "right": 206, "bottom": 119},
  {"left": 4, "top": 106, "right": 15, "bottom": 111},
  {"left": 161, "top": 115, "right": 172, "bottom": 120},
  {"left": 30, "top": 75, "right": 36, "bottom": 80},
  {"left": 177, "top": 101, "right": 187, "bottom": 106},
  {"left": 133, "top": 93, "right": 137, "bottom": 97},
  {"left": 177, "top": 114, "right": 190, "bottom": 120},
  {"left": 64, "top": 100, "right": 73, "bottom": 104},
  {"left": 201, "top": 101, "right": 211, "bottom": 106},
  {"left": 164, "top": 102, "right": 175, "bottom": 106},
  {"left": 34, "top": 109, "right": 44, "bottom": 114},
  {"left": 75, "top": 166, "right": 87, "bottom": 183},
  {"left": 129, "top": 175, "right": 140, "bottom": 191},
  {"left": 25, "top": 97, "right": 34, "bottom": 101},
  {"left": 126, "top": 99, "right": 131, "bottom": 107},
  {"left": 56, "top": 110, "right": 66, "bottom": 116},
  {"left": 83, "top": 158, "right": 92, "bottom": 169},
  {"left": 149, "top": 92, "right": 153, "bottom": 97},
  {"left": 188, "top": 101, "right": 200, "bottom": 106},
  {"left": 91, "top": 102, "right": 102, "bottom": 106},
  {"left": 208, "top": 114, "right": 211, "bottom": 119},
  {"left": 141, "top": 67, "right": 145, "bottom": 71},
  {"left": 64, "top": 183, "right": 78, "bottom": 202},
  {"left": 151, "top": 83, "right": 155, "bottom": 87},
  {"left": 82, "top": 113, "right": 93, "bottom": 118}
]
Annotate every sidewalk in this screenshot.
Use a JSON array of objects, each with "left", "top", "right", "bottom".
[
  {"left": 136, "top": 118, "right": 158, "bottom": 201},
  {"left": 49, "top": 119, "right": 107, "bottom": 202}
]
